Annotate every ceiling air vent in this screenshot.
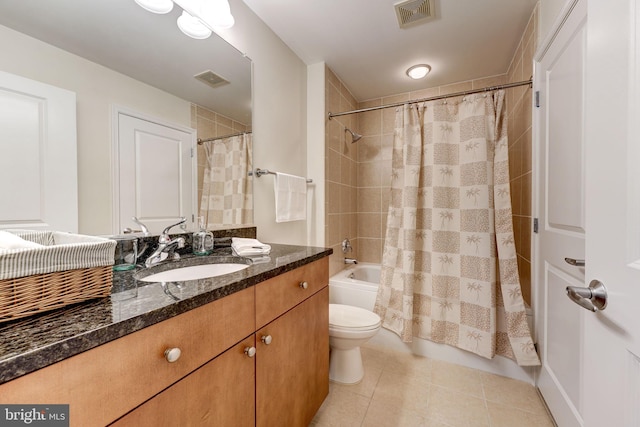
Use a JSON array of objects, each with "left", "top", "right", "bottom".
[
  {"left": 394, "top": 0, "right": 436, "bottom": 29},
  {"left": 194, "top": 70, "right": 230, "bottom": 89}
]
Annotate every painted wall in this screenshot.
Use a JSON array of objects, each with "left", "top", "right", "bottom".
[
  {"left": 216, "top": 0, "right": 309, "bottom": 245},
  {"left": 0, "top": 24, "right": 192, "bottom": 235},
  {"left": 0, "top": 2, "right": 313, "bottom": 246}
]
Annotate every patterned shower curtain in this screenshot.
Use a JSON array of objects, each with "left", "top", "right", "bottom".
[
  {"left": 374, "top": 91, "right": 540, "bottom": 366},
  {"left": 200, "top": 133, "right": 253, "bottom": 226}
]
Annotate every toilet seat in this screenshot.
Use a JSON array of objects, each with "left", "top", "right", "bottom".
[{"left": 329, "top": 304, "right": 381, "bottom": 331}]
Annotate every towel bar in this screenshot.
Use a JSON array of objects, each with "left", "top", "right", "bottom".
[{"left": 248, "top": 168, "right": 313, "bottom": 183}]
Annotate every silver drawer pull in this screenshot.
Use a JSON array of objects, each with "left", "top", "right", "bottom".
[
  {"left": 299, "top": 281, "right": 309, "bottom": 289},
  {"left": 564, "top": 258, "right": 585, "bottom": 267},
  {"left": 244, "top": 346, "right": 257, "bottom": 358},
  {"left": 261, "top": 335, "right": 272, "bottom": 345},
  {"left": 164, "top": 347, "right": 182, "bottom": 363}
]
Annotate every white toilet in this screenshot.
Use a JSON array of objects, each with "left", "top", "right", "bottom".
[{"left": 328, "top": 303, "right": 381, "bottom": 384}]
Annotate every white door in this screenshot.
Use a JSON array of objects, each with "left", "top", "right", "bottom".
[
  {"left": 113, "top": 108, "right": 196, "bottom": 235},
  {"left": 0, "top": 71, "right": 78, "bottom": 232},
  {"left": 582, "top": 0, "right": 640, "bottom": 426},
  {"left": 534, "top": 1, "right": 586, "bottom": 426}
]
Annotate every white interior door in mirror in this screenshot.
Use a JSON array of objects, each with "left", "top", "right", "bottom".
[
  {"left": 0, "top": 71, "right": 77, "bottom": 232},
  {"left": 114, "top": 109, "right": 196, "bottom": 235}
]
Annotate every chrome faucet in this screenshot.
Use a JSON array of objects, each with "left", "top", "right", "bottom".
[
  {"left": 342, "top": 238, "right": 357, "bottom": 264},
  {"left": 145, "top": 217, "right": 187, "bottom": 268}
]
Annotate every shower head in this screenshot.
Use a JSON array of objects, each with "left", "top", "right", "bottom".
[{"left": 345, "top": 128, "right": 362, "bottom": 143}]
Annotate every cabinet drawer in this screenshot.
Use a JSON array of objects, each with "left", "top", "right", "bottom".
[
  {"left": 255, "top": 258, "right": 328, "bottom": 329},
  {"left": 0, "top": 286, "right": 254, "bottom": 427},
  {"left": 111, "top": 338, "right": 256, "bottom": 427}
]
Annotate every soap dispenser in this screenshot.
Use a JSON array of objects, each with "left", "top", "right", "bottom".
[{"left": 192, "top": 216, "right": 213, "bottom": 256}]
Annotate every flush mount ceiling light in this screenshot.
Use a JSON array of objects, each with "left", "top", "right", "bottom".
[
  {"left": 177, "top": 10, "right": 212, "bottom": 39},
  {"left": 406, "top": 64, "right": 431, "bottom": 79},
  {"left": 134, "top": 0, "right": 174, "bottom": 14},
  {"left": 134, "top": 0, "right": 234, "bottom": 40}
]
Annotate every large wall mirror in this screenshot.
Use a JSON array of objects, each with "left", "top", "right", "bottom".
[{"left": 0, "top": 0, "right": 253, "bottom": 234}]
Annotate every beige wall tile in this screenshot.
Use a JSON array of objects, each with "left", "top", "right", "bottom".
[
  {"left": 410, "top": 86, "right": 439, "bottom": 101},
  {"left": 439, "top": 81, "right": 473, "bottom": 96},
  {"left": 358, "top": 238, "right": 382, "bottom": 264},
  {"left": 472, "top": 75, "right": 507, "bottom": 90},
  {"left": 326, "top": 148, "right": 341, "bottom": 183},
  {"left": 358, "top": 187, "right": 382, "bottom": 213},
  {"left": 360, "top": 109, "right": 382, "bottom": 136},
  {"left": 357, "top": 135, "right": 382, "bottom": 162},
  {"left": 521, "top": 172, "right": 532, "bottom": 216},
  {"left": 358, "top": 213, "right": 382, "bottom": 239},
  {"left": 518, "top": 255, "right": 532, "bottom": 306}
]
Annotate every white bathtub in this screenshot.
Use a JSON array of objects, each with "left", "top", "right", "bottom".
[{"left": 329, "top": 263, "right": 535, "bottom": 383}]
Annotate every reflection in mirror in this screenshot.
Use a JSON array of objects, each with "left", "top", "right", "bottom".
[
  {"left": 0, "top": 0, "right": 253, "bottom": 231},
  {"left": 198, "top": 131, "right": 253, "bottom": 227}
]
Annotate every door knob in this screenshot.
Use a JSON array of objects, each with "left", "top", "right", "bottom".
[
  {"left": 566, "top": 280, "right": 607, "bottom": 312},
  {"left": 565, "top": 258, "right": 585, "bottom": 267},
  {"left": 261, "top": 335, "right": 272, "bottom": 345},
  {"left": 244, "top": 346, "right": 257, "bottom": 358}
]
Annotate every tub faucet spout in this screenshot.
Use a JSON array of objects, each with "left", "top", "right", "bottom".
[{"left": 344, "top": 257, "right": 358, "bottom": 265}]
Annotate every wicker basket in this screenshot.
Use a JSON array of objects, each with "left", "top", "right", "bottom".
[{"left": 0, "top": 230, "right": 116, "bottom": 323}]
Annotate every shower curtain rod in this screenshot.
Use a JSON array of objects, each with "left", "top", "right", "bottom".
[
  {"left": 197, "top": 131, "right": 252, "bottom": 145},
  {"left": 328, "top": 79, "right": 533, "bottom": 118}
]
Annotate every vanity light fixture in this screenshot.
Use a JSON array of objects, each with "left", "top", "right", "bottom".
[
  {"left": 177, "top": 10, "right": 212, "bottom": 39},
  {"left": 134, "top": 0, "right": 174, "bottom": 14},
  {"left": 406, "top": 64, "right": 431, "bottom": 79},
  {"left": 134, "top": 0, "right": 234, "bottom": 40}
]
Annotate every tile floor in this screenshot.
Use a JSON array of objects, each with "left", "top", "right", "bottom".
[{"left": 311, "top": 345, "right": 556, "bottom": 427}]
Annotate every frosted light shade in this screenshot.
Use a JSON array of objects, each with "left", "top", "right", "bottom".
[
  {"left": 177, "top": 11, "right": 212, "bottom": 39},
  {"left": 406, "top": 64, "right": 431, "bottom": 80},
  {"left": 201, "top": 0, "right": 235, "bottom": 29},
  {"left": 134, "top": 0, "right": 174, "bottom": 14}
]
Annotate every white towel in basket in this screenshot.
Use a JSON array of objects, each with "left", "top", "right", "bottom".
[
  {"left": 0, "top": 230, "right": 43, "bottom": 250},
  {"left": 274, "top": 172, "right": 307, "bottom": 222}
]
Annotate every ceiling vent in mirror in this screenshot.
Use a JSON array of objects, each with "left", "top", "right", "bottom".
[
  {"left": 394, "top": 0, "right": 436, "bottom": 29},
  {"left": 194, "top": 70, "right": 230, "bottom": 89}
]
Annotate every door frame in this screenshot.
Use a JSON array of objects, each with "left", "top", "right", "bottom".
[
  {"left": 110, "top": 105, "right": 197, "bottom": 235},
  {"left": 532, "top": 0, "right": 584, "bottom": 424}
]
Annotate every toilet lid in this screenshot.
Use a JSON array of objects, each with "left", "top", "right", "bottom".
[{"left": 329, "top": 304, "right": 381, "bottom": 330}]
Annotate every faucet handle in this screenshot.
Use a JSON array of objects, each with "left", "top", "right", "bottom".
[
  {"left": 131, "top": 217, "right": 150, "bottom": 236},
  {"left": 342, "top": 238, "right": 353, "bottom": 254},
  {"left": 162, "top": 217, "right": 187, "bottom": 236}
]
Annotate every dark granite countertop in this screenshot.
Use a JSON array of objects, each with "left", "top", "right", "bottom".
[{"left": 0, "top": 243, "right": 332, "bottom": 385}]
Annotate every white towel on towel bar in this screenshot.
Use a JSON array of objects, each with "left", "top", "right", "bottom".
[{"left": 274, "top": 172, "right": 307, "bottom": 222}]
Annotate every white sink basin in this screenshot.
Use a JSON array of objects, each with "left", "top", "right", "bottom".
[{"left": 139, "top": 263, "right": 249, "bottom": 282}]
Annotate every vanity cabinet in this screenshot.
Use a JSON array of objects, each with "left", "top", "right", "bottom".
[
  {"left": 256, "top": 288, "right": 329, "bottom": 427},
  {"left": 0, "top": 286, "right": 255, "bottom": 427},
  {"left": 111, "top": 338, "right": 256, "bottom": 426},
  {"left": 0, "top": 256, "right": 329, "bottom": 427},
  {"left": 255, "top": 257, "right": 329, "bottom": 427}
]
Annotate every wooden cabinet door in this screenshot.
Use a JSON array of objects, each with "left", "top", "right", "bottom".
[
  {"left": 111, "top": 338, "right": 256, "bottom": 427},
  {"left": 256, "top": 287, "right": 329, "bottom": 427}
]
